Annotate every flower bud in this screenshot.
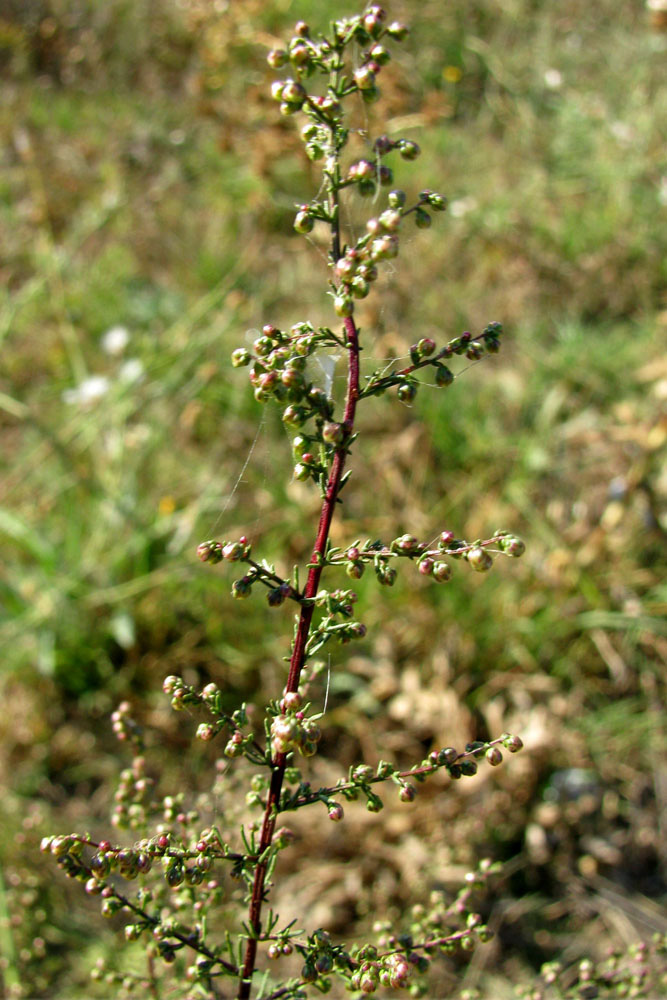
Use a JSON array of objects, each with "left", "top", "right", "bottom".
[
  {"left": 399, "top": 140, "right": 420, "bottom": 160},
  {"left": 231, "top": 576, "right": 252, "bottom": 599},
  {"left": 328, "top": 802, "right": 344, "bottom": 822},
  {"left": 369, "top": 44, "right": 390, "bottom": 65},
  {"left": 435, "top": 365, "right": 454, "bottom": 387},
  {"left": 399, "top": 783, "right": 417, "bottom": 802},
  {"left": 281, "top": 80, "right": 306, "bottom": 106},
  {"left": 231, "top": 348, "right": 251, "bottom": 367},
  {"left": 397, "top": 382, "right": 417, "bottom": 402},
  {"left": 428, "top": 193, "right": 448, "bottom": 211},
  {"left": 196, "top": 724, "right": 216, "bottom": 742},
  {"left": 289, "top": 41, "right": 310, "bottom": 66},
  {"left": 432, "top": 561, "right": 452, "bottom": 582},
  {"left": 351, "top": 276, "right": 370, "bottom": 299},
  {"left": 267, "top": 49, "right": 288, "bottom": 69},
  {"left": 282, "top": 404, "right": 306, "bottom": 427},
  {"left": 386, "top": 21, "right": 409, "bottom": 41},
  {"left": 415, "top": 207, "right": 432, "bottom": 228},
  {"left": 486, "top": 746, "right": 503, "bottom": 766},
  {"left": 500, "top": 535, "right": 525, "bottom": 557},
  {"left": 267, "top": 587, "right": 286, "bottom": 607},
  {"left": 354, "top": 65, "right": 376, "bottom": 91},
  {"left": 293, "top": 462, "right": 310, "bottom": 482},
  {"left": 197, "top": 540, "right": 223, "bottom": 563},
  {"left": 502, "top": 733, "right": 523, "bottom": 753},
  {"left": 322, "top": 421, "right": 344, "bottom": 445},
  {"left": 388, "top": 189, "right": 406, "bottom": 208},
  {"left": 378, "top": 164, "right": 393, "bottom": 185},
  {"left": 466, "top": 547, "right": 493, "bottom": 572},
  {"left": 294, "top": 209, "right": 314, "bottom": 234},
  {"left": 333, "top": 295, "right": 353, "bottom": 317},
  {"left": 222, "top": 541, "right": 244, "bottom": 562},
  {"left": 378, "top": 208, "right": 401, "bottom": 231}
]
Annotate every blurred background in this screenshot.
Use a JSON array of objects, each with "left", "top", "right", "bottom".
[{"left": 1, "top": 1, "right": 665, "bottom": 997}]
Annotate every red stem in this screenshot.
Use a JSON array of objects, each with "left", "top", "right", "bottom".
[{"left": 238, "top": 315, "right": 360, "bottom": 999}]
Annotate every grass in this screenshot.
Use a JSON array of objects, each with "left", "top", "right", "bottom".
[{"left": 1, "top": 1, "right": 665, "bottom": 997}]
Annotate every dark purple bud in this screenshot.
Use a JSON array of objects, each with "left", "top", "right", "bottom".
[
  {"left": 435, "top": 365, "right": 454, "bottom": 387},
  {"left": 415, "top": 207, "right": 432, "bottom": 228}
]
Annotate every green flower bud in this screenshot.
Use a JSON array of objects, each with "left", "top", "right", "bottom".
[
  {"left": 466, "top": 546, "right": 493, "bottom": 572},
  {"left": 388, "top": 189, "right": 407, "bottom": 208},
  {"left": 379, "top": 208, "right": 401, "bottom": 231},
  {"left": 334, "top": 295, "right": 354, "bottom": 317},
  {"left": 399, "top": 140, "right": 420, "bottom": 160},
  {"left": 397, "top": 382, "right": 417, "bottom": 402},
  {"left": 231, "top": 348, "right": 251, "bottom": 367},
  {"left": 267, "top": 49, "right": 288, "bottom": 69},
  {"left": 282, "top": 404, "right": 307, "bottom": 427},
  {"left": 500, "top": 535, "right": 525, "bottom": 557},
  {"left": 386, "top": 21, "right": 409, "bottom": 41},
  {"left": 354, "top": 65, "right": 376, "bottom": 91},
  {"left": 281, "top": 80, "right": 306, "bottom": 106},
  {"left": 351, "top": 276, "right": 370, "bottom": 299},
  {"left": 432, "top": 561, "right": 452, "bottom": 582},
  {"left": 231, "top": 576, "right": 252, "bottom": 599},
  {"left": 322, "top": 421, "right": 344, "bottom": 445},
  {"left": 293, "top": 463, "right": 310, "bottom": 482},
  {"left": 294, "top": 210, "right": 314, "bottom": 234}
]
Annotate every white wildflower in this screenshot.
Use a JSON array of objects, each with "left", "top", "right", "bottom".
[
  {"left": 62, "top": 375, "right": 111, "bottom": 405},
  {"left": 101, "top": 325, "right": 130, "bottom": 355}
]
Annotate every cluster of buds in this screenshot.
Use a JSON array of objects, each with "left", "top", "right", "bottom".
[
  {"left": 110, "top": 700, "right": 144, "bottom": 746},
  {"left": 196, "top": 535, "right": 251, "bottom": 564},
  {"left": 348, "top": 948, "right": 426, "bottom": 993},
  {"left": 162, "top": 675, "right": 252, "bottom": 759},
  {"left": 359, "top": 322, "right": 503, "bottom": 404},
  {"left": 268, "top": 8, "right": 409, "bottom": 118},
  {"left": 270, "top": 706, "right": 322, "bottom": 759},
  {"left": 331, "top": 528, "right": 526, "bottom": 588},
  {"left": 111, "top": 754, "right": 154, "bottom": 830},
  {"left": 231, "top": 324, "right": 340, "bottom": 437},
  {"left": 331, "top": 189, "right": 447, "bottom": 319}
]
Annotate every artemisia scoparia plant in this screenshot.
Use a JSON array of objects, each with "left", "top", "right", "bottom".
[{"left": 44, "top": 8, "right": 525, "bottom": 999}]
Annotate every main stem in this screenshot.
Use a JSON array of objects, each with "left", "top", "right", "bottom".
[{"left": 238, "top": 326, "right": 360, "bottom": 999}]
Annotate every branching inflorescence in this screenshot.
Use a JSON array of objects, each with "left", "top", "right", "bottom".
[{"left": 45, "top": 8, "right": 526, "bottom": 999}]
